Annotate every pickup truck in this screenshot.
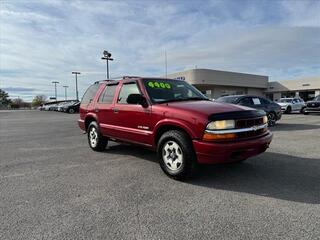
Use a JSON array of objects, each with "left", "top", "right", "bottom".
[{"left": 78, "top": 77, "right": 272, "bottom": 180}]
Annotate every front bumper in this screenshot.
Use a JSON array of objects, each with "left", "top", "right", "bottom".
[
  {"left": 192, "top": 132, "right": 273, "bottom": 164},
  {"left": 305, "top": 107, "right": 320, "bottom": 113},
  {"left": 78, "top": 119, "right": 85, "bottom": 131}
]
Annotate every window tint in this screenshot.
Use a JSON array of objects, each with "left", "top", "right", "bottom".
[
  {"left": 117, "top": 82, "right": 140, "bottom": 104},
  {"left": 81, "top": 84, "right": 100, "bottom": 104},
  {"left": 239, "top": 97, "right": 253, "bottom": 105},
  {"left": 98, "top": 84, "right": 117, "bottom": 103}
]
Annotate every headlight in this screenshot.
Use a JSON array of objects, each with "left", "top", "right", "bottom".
[
  {"left": 206, "top": 120, "right": 235, "bottom": 130},
  {"left": 263, "top": 116, "right": 268, "bottom": 124}
]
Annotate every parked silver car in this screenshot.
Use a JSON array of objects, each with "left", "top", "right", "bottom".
[{"left": 276, "top": 98, "right": 306, "bottom": 114}]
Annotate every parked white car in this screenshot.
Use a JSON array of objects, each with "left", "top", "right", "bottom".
[{"left": 276, "top": 98, "right": 306, "bottom": 113}]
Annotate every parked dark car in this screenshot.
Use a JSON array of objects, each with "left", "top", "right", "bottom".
[
  {"left": 215, "top": 95, "right": 282, "bottom": 126},
  {"left": 78, "top": 77, "right": 272, "bottom": 180},
  {"left": 65, "top": 102, "right": 80, "bottom": 113},
  {"left": 60, "top": 101, "right": 78, "bottom": 112},
  {"left": 304, "top": 95, "right": 320, "bottom": 114}
]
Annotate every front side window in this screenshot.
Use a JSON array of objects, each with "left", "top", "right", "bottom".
[
  {"left": 239, "top": 97, "right": 253, "bottom": 105},
  {"left": 117, "top": 82, "right": 140, "bottom": 104},
  {"left": 143, "top": 79, "right": 207, "bottom": 103},
  {"left": 252, "top": 97, "right": 261, "bottom": 105},
  {"left": 98, "top": 84, "right": 117, "bottom": 104},
  {"left": 259, "top": 97, "right": 271, "bottom": 105}
]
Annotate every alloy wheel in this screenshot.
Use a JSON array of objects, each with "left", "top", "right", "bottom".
[{"left": 162, "top": 141, "right": 183, "bottom": 171}]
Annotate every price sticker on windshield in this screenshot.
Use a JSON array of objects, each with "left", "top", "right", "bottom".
[{"left": 147, "top": 81, "right": 171, "bottom": 89}]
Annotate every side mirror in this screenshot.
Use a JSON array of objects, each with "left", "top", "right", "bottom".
[{"left": 127, "top": 94, "right": 148, "bottom": 107}]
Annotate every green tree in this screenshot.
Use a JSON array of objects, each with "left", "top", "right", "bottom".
[
  {"left": 32, "top": 95, "right": 47, "bottom": 107},
  {"left": 0, "top": 89, "right": 12, "bottom": 107}
]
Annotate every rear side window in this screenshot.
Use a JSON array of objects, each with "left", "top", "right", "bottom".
[
  {"left": 117, "top": 82, "right": 140, "bottom": 104},
  {"left": 81, "top": 84, "right": 100, "bottom": 104},
  {"left": 98, "top": 84, "right": 117, "bottom": 103}
]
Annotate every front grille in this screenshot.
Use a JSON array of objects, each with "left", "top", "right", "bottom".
[
  {"left": 237, "top": 128, "right": 266, "bottom": 139},
  {"left": 307, "top": 102, "right": 320, "bottom": 108},
  {"left": 235, "top": 117, "right": 263, "bottom": 129}
]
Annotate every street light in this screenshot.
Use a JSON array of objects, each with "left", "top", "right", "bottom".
[
  {"left": 63, "top": 85, "right": 69, "bottom": 100},
  {"left": 52, "top": 81, "right": 59, "bottom": 100},
  {"left": 101, "top": 50, "right": 113, "bottom": 79},
  {"left": 72, "top": 72, "right": 80, "bottom": 101}
]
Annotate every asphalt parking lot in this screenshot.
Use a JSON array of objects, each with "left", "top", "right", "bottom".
[{"left": 0, "top": 111, "right": 319, "bottom": 240}]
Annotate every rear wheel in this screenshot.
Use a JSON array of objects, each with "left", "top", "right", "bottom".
[
  {"left": 68, "top": 108, "right": 75, "bottom": 114},
  {"left": 300, "top": 107, "right": 306, "bottom": 114},
  {"left": 157, "top": 130, "right": 197, "bottom": 180},
  {"left": 87, "top": 122, "right": 108, "bottom": 151}
]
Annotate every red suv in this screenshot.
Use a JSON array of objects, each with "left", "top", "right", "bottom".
[{"left": 78, "top": 77, "right": 272, "bottom": 180}]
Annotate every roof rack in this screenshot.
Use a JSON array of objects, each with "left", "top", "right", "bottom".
[{"left": 122, "top": 76, "right": 141, "bottom": 79}]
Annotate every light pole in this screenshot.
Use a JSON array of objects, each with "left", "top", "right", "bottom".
[
  {"left": 101, "top": 50, "right": 113, "bottom": 79},
  {"left": 52, "top": 81, "right": 59, "bottom": 100},
  {"left": 72, "top": 72, "right": 80, "bottom": 101},
  {"left": 63, "top": 85, "right": 68, "bottom": 100}
]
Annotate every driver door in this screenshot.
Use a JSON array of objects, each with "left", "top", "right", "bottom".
[{"left": 112, "top": 81, "right": 152, "bottom": 146}]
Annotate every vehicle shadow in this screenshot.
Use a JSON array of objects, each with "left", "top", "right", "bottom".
[
  {"left": 191, "top": 152, "right": 320, "bottom": 204},
  {"left": 271, "top": 123, "right": 320, "bottom": 131},
  {"left": 105, "top": 144, "right": 320, "bottom": 204}
]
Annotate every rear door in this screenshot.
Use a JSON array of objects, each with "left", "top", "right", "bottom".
[
  {"left": 96, "top": 83, "right": 119, "bottom": 137},
  {"left": 112, "top": 81, "right": 152, "bottom": 145}
]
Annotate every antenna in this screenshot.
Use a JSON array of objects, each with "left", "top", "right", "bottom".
[{"left": 165, "top": 50, "right": 168, "bottom": 78}]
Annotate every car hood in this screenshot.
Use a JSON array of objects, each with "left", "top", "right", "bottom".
[
  {"left": 277, "top": 102, "right": 289, "bottom": 107},
  {"left": 165, "top": 100, "right": 256, "bottom": 116}
]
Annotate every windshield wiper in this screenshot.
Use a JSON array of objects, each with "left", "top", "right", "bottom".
[{"left": 157, "top": 97, "right": 209, "bottom": 104}]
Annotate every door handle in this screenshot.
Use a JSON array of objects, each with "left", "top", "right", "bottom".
[{"left": 113, "top": 108, "right": 119, "bottom": 113}]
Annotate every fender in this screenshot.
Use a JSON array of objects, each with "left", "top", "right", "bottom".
[
  {"left": 153, "top": 118, "right": 199, "bottom": 140},
  {"left": 84, "top": 112, "right": 99, "bottom": 127}
]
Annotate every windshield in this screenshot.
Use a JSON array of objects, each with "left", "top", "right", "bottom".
[
  {"left": 215, "top": 96, "right": 239, "bottom": 103},
  {"left": 279, "top": 98, "right": 293, "bottom": 103},
  {"left": 143, "top": 79, "right": 208, "bottom": 103},
  {"left": 314, "top": 96, "right": 320, "bottom": 101}
]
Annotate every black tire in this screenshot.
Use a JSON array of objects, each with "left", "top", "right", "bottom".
[
  {"left": 87, "top": 121, "right": 108, "bottom": 151},
  {"left": 68, "top": 108, "right": 75, "bottom": 114},
  {"left": 304, "top": 111, "right": 309, "bottom": 115},
  {"left": 300, "top": 107, "right": 306, "bottom": 114},
  {"left": 157, "top": 130, "right": 197, "bottom": 180},
  {"left": 285, "top": 106, "right": 292, "bottom": 114},
  {"left": 267, "top": 112, "right": 276, "bottom": 127}
]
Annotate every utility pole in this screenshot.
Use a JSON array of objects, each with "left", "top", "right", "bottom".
[
  {"left": 63, "top": 85, "right": 68, "bottom": 100},
  {"left": 165, "top": 50, "right": 168, "bottom": 79},
  {"left": 52, "top": 81, "right": 59, "bottom": 100},
  {"left": 101, "top": 50, "right": 113, "bottom": 79},
  {"left": 72, "top": 72, "right": 80, "bottom": 101}
]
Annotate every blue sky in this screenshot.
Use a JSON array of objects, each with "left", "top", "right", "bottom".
[{"left": 0, "top": 0, "right": 319, "bottom": 101}]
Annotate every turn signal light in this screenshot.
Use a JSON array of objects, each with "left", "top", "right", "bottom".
[{"left": 203, "top": 133, "right": 237, "bottom": 141}]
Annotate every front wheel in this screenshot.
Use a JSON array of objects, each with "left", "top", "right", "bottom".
[
  {"left": 68, "top": 108, "right": 75, "bottom": 114},
  {"left": 87, "top": 122, "right": 108, "bottom": 151},
  {"left": 157, "top": 130, "right": 197, "bottom": 180},
  {"left": 267, "top": 112, "right": 276, "bottom": 127},
  {"left": 300, "top": 107, "right": 306, "bottom": 114}
]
